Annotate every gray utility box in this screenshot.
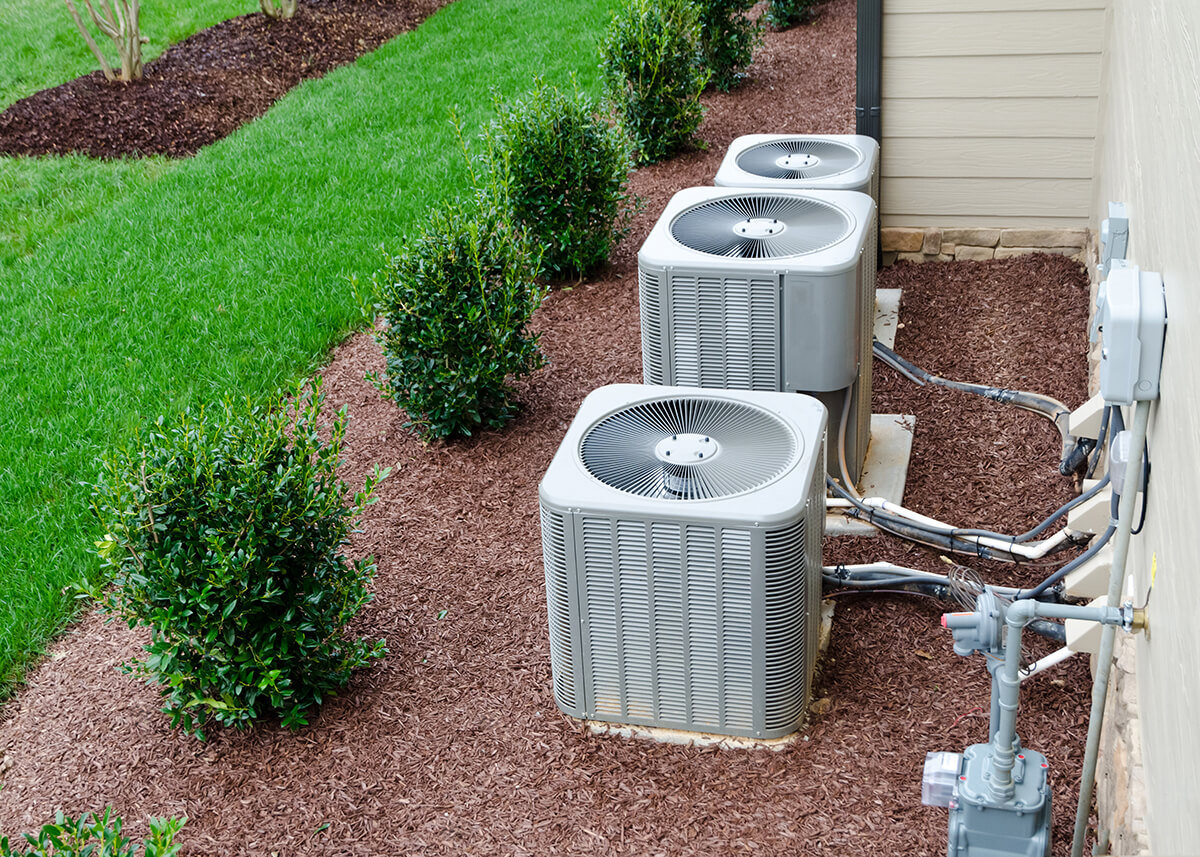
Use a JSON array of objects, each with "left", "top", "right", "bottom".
[{"left": 949, "top": 743, "right": 1052, "bottom": 857}]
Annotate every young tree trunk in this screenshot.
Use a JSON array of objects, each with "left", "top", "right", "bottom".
[
  {"left": 64, "top": 0, "right": 145, "bottom": 82},
  {"left": 260, "top": 0, "right": 299, "bottom": 20}
]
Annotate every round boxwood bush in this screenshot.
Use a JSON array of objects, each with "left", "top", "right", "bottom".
[
  {"left": 480, "top": 78, "right": 634, "bottom": 282},
  {"left": 599, "top": 0, "right": 709, "bottom": 165},
  {"left": 695, "top": 0, "right": 762, "bottom": 92},
  {"left": 90, "top": 382, "right": 387, "bottom": 739},
  {"left": 370, "top": 202, "right": 546, "bottom": 440}
]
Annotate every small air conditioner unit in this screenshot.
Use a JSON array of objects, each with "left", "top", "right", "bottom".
[
  {"left": 713, "top": 133, "right": 879, "bottom": 203},
  {"left": 539, "top": 384, "right": 827, "bottom": 739},
  {"left": 638, "top": 187, "right": 874, "bottom": 482}
]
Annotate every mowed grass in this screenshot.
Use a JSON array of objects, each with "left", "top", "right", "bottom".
[{"left": 0, "top": 0, "right": 615, "bottom": 695}]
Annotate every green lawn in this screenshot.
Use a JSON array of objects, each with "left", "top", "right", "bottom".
[{"left": 0, "top": 0, "right": 615, "bottom": 695}]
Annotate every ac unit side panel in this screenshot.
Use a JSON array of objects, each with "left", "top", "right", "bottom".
[
  {"left": 568, "top": 512, "right": 810, "bottom": 738},
  {"left": 782, "top": 268, "right": 861, "bottom": 392},
  {"left": 664, "top": 270, "right": 781, "bottom": 392},
  {"left": 639, "top": 267, "right": 668, "bottom": 386},
  {"left": 541, "top": 503, "right": 584, "bottom": 718}
]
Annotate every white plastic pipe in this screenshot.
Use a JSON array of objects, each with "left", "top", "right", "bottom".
[{"left": 1018, "top": 646, "right": 1076, "bottom": 682}]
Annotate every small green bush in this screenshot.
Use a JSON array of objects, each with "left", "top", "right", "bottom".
[
  {"left": 694, "top": 0, "right": 762, "bottom": 92},
  {"left": 479, "top": 79, "right": 635, "bottom": 281},
  {"left": 1, "top": 809, "right": 184, "bottom": 857},
  {"left": 599, "top": 0, "right": 710, "bottom": 164},
  {"left": 370, "top": 202, "right": 547, "bottom": 440},
  {"left": 90, "top": 382, "right": 387, "bottom": 739},
  {"left": 764, "top": 0, "right": 820, "bottom": 29}
]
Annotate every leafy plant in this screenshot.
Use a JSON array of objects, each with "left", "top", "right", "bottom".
[
  {"left": 1, "top": 809, "right": 184, "bottom": 857},
  {"left": 63, "top": 0, "right": 148, "bottom": 82},
  {"left": 259, "top": 0, "right": 297, "bottom": 20},
  {"left": 764, "top": 0, "right": 820, "bottom": 29},
  {"left": 599, "top": 0, "right": 710, "bottom": 164},
  {"left": 694, "top": 0, "right": 762, "bottom": 92},
  {"left": 369, "top": 201, "right": 547, "bottom": 440},
  {"left": 90, "top": 381, "right": 388, "bottom": 739},
  {"left": 477, "top": 79, "right": 635, "bottom": 281}
]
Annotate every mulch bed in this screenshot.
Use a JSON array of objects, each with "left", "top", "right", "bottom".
[
  {"left": 0, "top": 1, "right": 1098, "bottom": 854},
  {"left": 0, "top": 0, "right": 447, "bottom": 158}
]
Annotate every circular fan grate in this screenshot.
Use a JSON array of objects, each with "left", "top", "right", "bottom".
[
  {"left": 669, "top": 194, "right": 852, "bottom": 258},
  {"left": 580, "top": 396, "right": 799, "bottom": 501},
  {"left": 735, "top": 138, "right": 862, "bottom": 181}
]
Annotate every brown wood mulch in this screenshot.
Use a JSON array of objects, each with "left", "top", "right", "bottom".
[
  {"left": 0, "top": 0, "right": 1099, "bottom": 853},
  {"left": 0, "top": 0, "right": 448, "bottom": 159}
]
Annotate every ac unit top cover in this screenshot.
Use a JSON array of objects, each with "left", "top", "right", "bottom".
[
  {"left": 638, "top": 187, "right": 874, "bottom": 276},
  {"left": 714, "top": 133, "right": 879, "bottom": 191},
  {"left": 539, "top": 384, "right": 827, "bottom": 526}
]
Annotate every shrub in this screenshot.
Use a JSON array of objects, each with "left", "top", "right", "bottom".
[
  {"left": 369, "top": 202, "right": 547, "bottom": 440},
  {"left": 479, "top": 79, "right": 635, "bottom": 282},
  {"left": 764, "top": 0, "right": 820, "bottom": 29},
  {"left": 694, "top": 0, "right": 762, "bottom": 92},
  {"left": 63, "top": 0, "right": 147, "bottom": 82},
  {"left": 1, "top": 809, "right": 184, "bottom": 857},
  {"left": 90, "top": 382, "right": 387, "bottom": 739},
  {"left": 599, "top": 0, "right": 710, "bottom": 165}
]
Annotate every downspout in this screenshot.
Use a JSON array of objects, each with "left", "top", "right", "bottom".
[{"left": 855, "top": 0, "right": 883, "bottom": 142}]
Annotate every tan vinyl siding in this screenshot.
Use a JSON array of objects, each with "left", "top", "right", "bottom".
[
  {"left": 880, "top": 0, "right": 1105, "bottom": 228},
  {"left": 1091, "top": 1, "right": 1200, "bottom": 852}
]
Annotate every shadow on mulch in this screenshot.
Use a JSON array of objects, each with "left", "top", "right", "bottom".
[
  {"left": 0, "top": 0, "right": 448, "bottom": 159},
  {"left": 0, "top": 0, "right": 1099, "bottom": 854}
]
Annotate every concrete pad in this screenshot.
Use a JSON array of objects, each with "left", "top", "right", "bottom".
[
  {"left": 826, "top": 413, "right": 916, "bottom": 537},
  {"left": 875, "top": 288, "right": 902, "bottom": 349}
]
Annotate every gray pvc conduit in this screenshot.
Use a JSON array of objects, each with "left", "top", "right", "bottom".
[{"left": 1071, "top": 399, "right": 1152, "bottom": 857}]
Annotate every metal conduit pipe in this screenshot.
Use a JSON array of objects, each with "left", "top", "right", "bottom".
[{"left": 1071, "top": 399, "right": 1152, "bottom": 857}]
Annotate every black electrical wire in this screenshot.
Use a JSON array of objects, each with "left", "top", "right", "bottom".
[
  {"left": 1085, "top": 406, "right": 1112, "bottom": 479},
  {"left": 1014, "top": 525, "right": 1116, "bottom": 601}
]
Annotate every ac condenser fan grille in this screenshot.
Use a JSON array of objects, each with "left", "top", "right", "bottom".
[
  {"left": 735, "top": 138, "right": 862, "bottom": 181},
  {"left": 580, "top": 396, "right": 798, "bottom": 501},
  {"left": 669, "top": 194, "right": 852, "bottom": 259}
]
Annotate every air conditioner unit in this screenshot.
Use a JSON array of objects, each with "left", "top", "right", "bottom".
[
  {"left": 638, "top": 187, "right": 874, "bottom": 482},
  {"left": 539, "top": 384, "right": 827, "bottom": 739},
  {"left": 715, "top": 136, "right": 880, "bottom": 481},
  {"left": 713, "top": 134, "right": 879, "bottom": 203}
]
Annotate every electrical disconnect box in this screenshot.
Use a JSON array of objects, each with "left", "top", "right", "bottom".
[{"left": 1092, "top": 265, "right": 1167, "bottom": 405}]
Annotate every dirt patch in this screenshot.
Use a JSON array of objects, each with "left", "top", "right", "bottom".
[
  {"left": 0, "top": 0, "right": 447, "bottom": 158},
  {"left": 0, "top": 1, "right": 1099, "bottom": 854}
]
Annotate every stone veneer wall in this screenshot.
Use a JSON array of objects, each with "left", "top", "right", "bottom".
[{"left": 879, "top": 226, "right": 1088, "bottom": 266}]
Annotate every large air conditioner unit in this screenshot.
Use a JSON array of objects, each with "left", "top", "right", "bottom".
[
  {"left": 638, "top": 187, "right": 874, "bottom": 482},
  {"left": 539, "top": 384, "right": 827, "bottom": 739},
  {"left": 713, "top": 134, "right": 880, "bottom": 202}
]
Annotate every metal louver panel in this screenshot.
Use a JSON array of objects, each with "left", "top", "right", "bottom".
[
  {"left": 669, "top": 195, "right": 852, "bottom": 259},
  {"left": 577, "top": 517, "right": 756, "bottom": 734},
  {"left": 734, "top": 138, "right": 862, "bottom": 181},
  {"left": 639, "top": 269, "right": 666, "bottom": 385},
  {"left": 668, "top": 274, "right": 779, "bottom": 391},
  {"left": 854, "top": 221, "right": 877, "bottom": 470},
  {"left": 763, "top": 517, "right": 808, "bottom": 732},
  {"left": 540, "top": 505, "right": 577, "bottom": 713},
  {"left": 579, "top": 395, "right": 798, "bottom": 501}
]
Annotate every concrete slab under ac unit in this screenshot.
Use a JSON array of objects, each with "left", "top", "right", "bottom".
[
  {"left": 874, "top": 288, "right": 903, "bottom": 350},
  {"left": 826, "top": 413, "right": 916, "bottom": 537}
]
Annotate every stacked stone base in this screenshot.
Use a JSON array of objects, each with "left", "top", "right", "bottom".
[{"left": 880, "top": 226, "right": 1088, "bottom": 265}]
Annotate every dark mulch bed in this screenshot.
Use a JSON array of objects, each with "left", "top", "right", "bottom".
[
  {"left": 0, "top": 0, "right": 447, "bottom": 158},
  {"left": 0, "top": 1, "right": 1098, "bottom": 854}
]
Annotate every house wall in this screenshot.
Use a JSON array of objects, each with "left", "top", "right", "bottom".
[
  {"left": 879, "top": 0, "right": 1106, "bottom": 229},
  {"left": 1089, "top": 1, "right": 1200, "bottom": 853}
]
